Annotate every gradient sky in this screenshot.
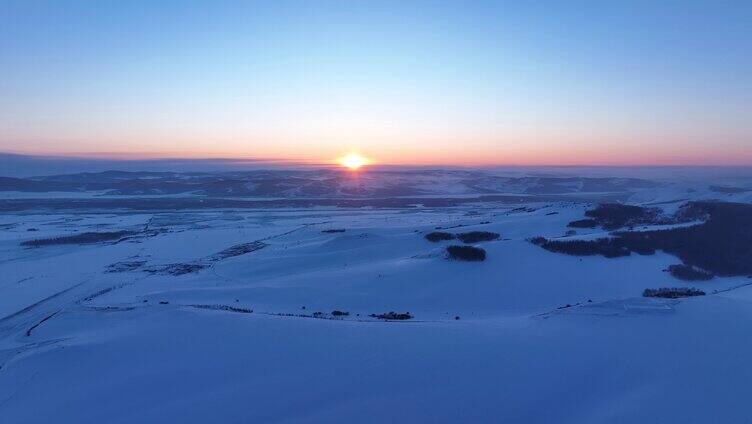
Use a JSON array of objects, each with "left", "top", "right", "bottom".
[{"left": 1, "top": 0, "right": 750, "bottom": 166}]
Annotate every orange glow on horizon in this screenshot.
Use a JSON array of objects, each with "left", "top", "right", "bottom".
[
  {"left": 338, "top": 153, "right": 369, "bottom": 170},
  {"left": 4, "top": 141, "right": 752, "bottom": 168}
]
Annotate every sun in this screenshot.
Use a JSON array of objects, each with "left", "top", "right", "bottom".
[{"left": 338, "top": 153, "right": 369, "bottom": 170}]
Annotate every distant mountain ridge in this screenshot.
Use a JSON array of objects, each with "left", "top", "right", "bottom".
[{"left": 0, "top": 169, "right": 658, "bottom": 198}]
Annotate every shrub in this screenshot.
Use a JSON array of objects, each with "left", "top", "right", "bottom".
[
  {"left": 456, "top": 231, "right": 500, "bottom": 243},
  {"left": 425, "top": 231, "right": 455, "bottom": 242},
  {"left": 370, "top": 311, "right": 413, "bottom": 320},
  {"left": 567, "top": 219, "right": 597, "bottom": 228},
  {"left": 331, "top": 310, "right": 349, "bottom": 316},
  {"left": 643, "top": 287, "right": 705, "bottom": 299},
  {"left": 446, "top": 245, "right": 486, "bottom": 261},
  {"left": 322, "top": 229, "right": 346, "bottom": 233},
  {"left": 667, "top": 264, "right": 713, "bottom": 281}
]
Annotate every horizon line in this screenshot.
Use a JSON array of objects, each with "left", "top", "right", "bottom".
[{"left": 3, "top": 151, "right": 752, "bottom": 169}]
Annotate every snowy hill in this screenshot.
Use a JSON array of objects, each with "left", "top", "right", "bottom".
[{"left": 1, "top": 170, "right": 752, "bottom": 423}]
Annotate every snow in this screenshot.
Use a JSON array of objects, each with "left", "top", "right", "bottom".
[{"left": 1, "top": 195, "right": 752, "bottom": 422}]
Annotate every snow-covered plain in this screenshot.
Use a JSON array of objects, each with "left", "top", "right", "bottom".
[{"left": 2, "top": 178, "right": 752, "bottom": 423}]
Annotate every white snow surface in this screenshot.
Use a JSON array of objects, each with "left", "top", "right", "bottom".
[{"left": 1, "top": 201, "right": 751, "bottom": 423}]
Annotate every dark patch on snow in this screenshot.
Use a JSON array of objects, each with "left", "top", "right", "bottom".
[
  {"left": 425, "top": 231, "right": 455, "bottom": 242},
  {"left": 81, "top": 284, "right": 129, "bottom": 302},
  {"left": 667, "top": 264, "right": 713, "bottom": 281},
  {"left": 22, "top": 230, "right": 135, "bottom": 247},
  {"left": 105, "top": 260, "right": 147, "bottom": 273},
  {"left": 208, "top": 241, "right": 267, "bottom": 261},
  {"left": 145, "top": 263, "right": 208, "bottom": 276},
  {"left": 567, "top": 219, "right": 598, "bottom": 228},
  {"left": 710, "top": 185, "right": 751, "bottom": 194},
  {"left": 138, "top": 241, "right": 266, "bottom": 277}
]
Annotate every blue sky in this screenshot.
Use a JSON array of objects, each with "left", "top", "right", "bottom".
[{"left": 1, "top": 0, "right": 750, "bottom": 165}]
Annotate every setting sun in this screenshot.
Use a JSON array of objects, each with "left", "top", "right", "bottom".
[{"left": 338, "top": 153, "right": 369, "bottom": 170}]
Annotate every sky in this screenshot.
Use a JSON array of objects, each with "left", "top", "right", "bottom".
[{"left": 1, "top": 0, "right": 750, "bottom": 166}]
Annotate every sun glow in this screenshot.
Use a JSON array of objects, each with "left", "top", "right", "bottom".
[{"left": 338, "top": 153, "right": 369, "bottom": 170}]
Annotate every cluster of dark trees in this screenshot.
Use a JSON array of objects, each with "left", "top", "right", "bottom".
[
  {"left": 456, "top": 231, "right": 500, "bottom": 243},
  {"left": 190, "top": 304, "right": 253, "bottom": 314},
  {"left": 446, "top": 245, "right": 486, "bottom": 261},
  {"left": 643, "top": 287, "right": 705, "bottom": 298},
  {"left": 530, "top": 237, "right": 633, "bottom": 258},
  {"left": 425, "top": 231, "right": 499, "bottom": 244},
  {"left": 370, "top": 311, "right": 413, "bottom": 320},
  {"left": 533, "top": 201, "right": 752, "bottom": 277},
  {"left": 424, "top": 231, "right": 492, "bottom": 261},
  {"left": 567, "top": 203, "right": 664, "bottom": 230}
]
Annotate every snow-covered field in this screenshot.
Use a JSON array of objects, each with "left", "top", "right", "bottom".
[{"left": 2, "top": 188, "right": 752, "bottom": 422}]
